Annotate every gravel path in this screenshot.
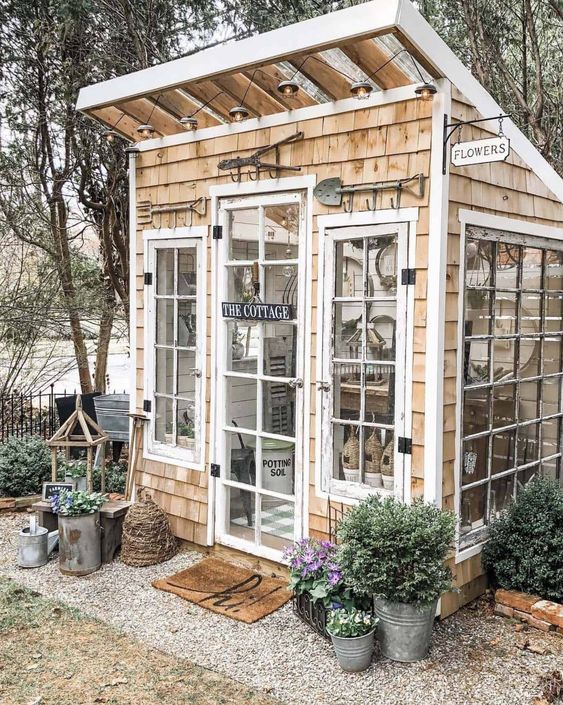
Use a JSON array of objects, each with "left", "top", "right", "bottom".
[{"left": 2, "top": 512, "right": 561, "bottom": 705}]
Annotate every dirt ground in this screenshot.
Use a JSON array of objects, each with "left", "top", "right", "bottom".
[{"left": 0, "top": 576, "right": 279, "bottom": 705}]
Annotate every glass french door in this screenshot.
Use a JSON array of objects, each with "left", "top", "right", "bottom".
[{"left": 214, "top": 192, "right": 307, "bottom": 559}]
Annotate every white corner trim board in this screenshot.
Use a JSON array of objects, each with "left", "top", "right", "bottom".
[{"left": 423, "top": 78, "right": 451, "bottom": 507}]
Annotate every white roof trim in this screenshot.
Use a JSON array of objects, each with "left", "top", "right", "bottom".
[
  {"left": 76, "top": 0, "right": 400, "bottom": 111},
  {"left": 397, "top": 0, "right": 563, "bottom": 204}
]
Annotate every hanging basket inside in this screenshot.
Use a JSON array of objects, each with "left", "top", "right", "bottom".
[{"left": 121, "top": 495, "right": 177, "bottom": 567}]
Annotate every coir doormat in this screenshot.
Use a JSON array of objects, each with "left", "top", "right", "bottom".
[{"left": 152, "top": 557, "right": 291, "bottom": 623}]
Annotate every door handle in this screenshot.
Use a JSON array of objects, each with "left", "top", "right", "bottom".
[
  {"left": 190, "top": 368, "right": 202, "bottom": 378},
  {"left": 316, "top": 380, "right": 330, "bottom": 392},
  {"left": 288, "top": 377, "right": 303, "bottom": 389}
]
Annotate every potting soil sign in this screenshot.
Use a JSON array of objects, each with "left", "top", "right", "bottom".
[
  {"left": 451, "top": 135, "right": 510, "bottom": 167},
  {"left": 222, "top": 301, "right": 293, "bottom": 321},
  {"left": 42, "top": 482, "right": 74, "bottom": 500}
]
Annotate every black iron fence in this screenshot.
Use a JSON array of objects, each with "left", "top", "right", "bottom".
[{"left": 0, "top": 386, "right": 69, "bottom": 443}]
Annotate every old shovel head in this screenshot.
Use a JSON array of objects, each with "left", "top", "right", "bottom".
[{"left": 314, "top": 177, "right": 343, "bottom": 206}]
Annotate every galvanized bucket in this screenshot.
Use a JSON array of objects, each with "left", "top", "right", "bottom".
[
  {"left": 18, "top": 527, "right": 59, "bottom": 568},
  {"left": 58, "top": 512, "right": 101, "bottom": 576},
  {"left": 374, "top": 597, "right": 438, "bottom": 662},
  {"left": 329, "top": 629, "right": 376, "bottom": 672},
  {"left": 93, "top": 394, "right": 130, "bottom": 442}
]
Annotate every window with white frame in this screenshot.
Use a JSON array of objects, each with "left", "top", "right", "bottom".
[
  {"left": 460, "top": 226, "right": 563, "bottom": 548},
  {"left": 145, "top": 234, "right": 204, "bottom": 466},
  {"left": 320, "top": 223, "right": 410, "bottom": 499}
]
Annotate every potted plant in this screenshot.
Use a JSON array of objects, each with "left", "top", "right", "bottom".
[
  {"left": 51, "top": 489, "right": 105, "bottom": 576},
  {"left": 326, "top": 607, "right": 378, "bottom": 672},
  {"left": 60, "top": 459, "right": 88, "bottom": 491},
  {"left": 337, "top": 496, "right": 456, "bottom": 662},
  {"left": 283, "top": 538, "right": 368, "bottom": 638},
  {"left": 177, "top": 421, "right": 195, "bottom": 449}
]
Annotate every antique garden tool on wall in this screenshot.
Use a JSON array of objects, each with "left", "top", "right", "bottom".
[
  {"left": 137, "top": 197, "right": 207, "bottom": 228},
  {"left": 314, "top": 173, "right": 425, "bottom": 212},
  {"left": 218, "top": 131, "right": 304, "bottom": 182}
]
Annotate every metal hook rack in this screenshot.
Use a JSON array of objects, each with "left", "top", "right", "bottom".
[{"left": 314, "top": 174, "right": 426, "bottom": 213}]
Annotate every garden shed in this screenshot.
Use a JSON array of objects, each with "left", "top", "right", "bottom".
[{"left": 77, "top": 0, "right": 563, "bottom": 617}]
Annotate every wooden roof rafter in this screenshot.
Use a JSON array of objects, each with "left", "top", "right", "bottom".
[
  {"left": 288, "top": 53, "right": 353, "bottom": 101},
  {"left": 184, "top": 80, "right": 260, "bottom": 121},
  {"left": 211, "top": 72, "right": 288, "bottom": 116},
  {"left": 157, "top": 88, "right": 223, "bottom": 128},
  {"left": 241, "top": 65, "right": 319, "bottom": 109},
  {"left": 116, "top": 96, "right": 187, "bottom": 136}
]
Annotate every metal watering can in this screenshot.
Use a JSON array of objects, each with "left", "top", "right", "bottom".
[{"left": 18, "top": 515, "right": 59, "bottom": 568}]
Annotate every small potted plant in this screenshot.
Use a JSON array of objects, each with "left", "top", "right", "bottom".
[
  {"left": 327, "top": 607, "right": 378, "bottom": 672},
  {"left": 61, "top": 459, "right": 88, "bottom": 492},
  {"left": 177, "top": 421, "right": 195, "bottom": 449},
  {"left": 337, "top": 496, "right": 456, "bottom": 662},
  {"left": 51, "top": 489, "right": 105, "bottom": 576},
  {"left": 284, "top": 538, "right": 368, "bottom": 638}
]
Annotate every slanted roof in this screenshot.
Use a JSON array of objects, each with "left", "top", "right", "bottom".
[{"left": 76, "top": 0, "right": 563, "bottom": 203}]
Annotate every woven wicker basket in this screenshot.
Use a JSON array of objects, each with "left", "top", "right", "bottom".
[
  {"left": 342, "top": 428, "right": 359, "bottom": 469},
  {"left": 121, "top": 495, "right": 177, "bottom": 567},
  {"left": 365, "top": 429, "right": 383, "bottom": 473},
  {"left": 381, "top": 438, "right": 394, "bottom": 476}
]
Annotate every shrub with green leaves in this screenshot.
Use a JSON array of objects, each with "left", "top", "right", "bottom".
[
  {"left": 93, "top": 460, "right": 127, "bottom": 494},
  {"left": 482, "top": 478, "right": 563, "bottom": 601},
  {"left": 0, "top": 435, "right": 51, "bottom": 497},
  {"left": 337, "top": 496, "right": 456, "bottom": 605}
]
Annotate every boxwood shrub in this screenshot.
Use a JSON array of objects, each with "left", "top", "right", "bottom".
[
  {"left": 482, "top": 478, "right": 563, "bottom": 601},
  {"left": 0, "top": 435, "right": 51, "bottom": 497},
  {"left": 337, "top": 495, "right": 456, "bottom": 605}
]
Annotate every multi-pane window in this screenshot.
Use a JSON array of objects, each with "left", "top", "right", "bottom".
[
  {"left": 148, "top": 239, "right": 203, "bottom": 465},
  {"left": 461, "top": 227, "right": 563, "bottom": 548},
  {"left": 328, "top": 226, "right": 401, "bottom": 493}
]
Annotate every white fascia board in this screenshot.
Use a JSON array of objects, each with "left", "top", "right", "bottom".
[
  {"left": 397, "top": 0, "right": 563, "bottom": 204},
  {"left": 76, "top": 0, "right": 400, "bottom": 112}
]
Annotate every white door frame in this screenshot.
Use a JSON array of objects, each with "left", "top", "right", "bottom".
[
  {"left": 208, "top": 176, "right": 316, "bottom": 560},
  {"left": 316, "top": 208, "right": 418, "bottom": 506}
]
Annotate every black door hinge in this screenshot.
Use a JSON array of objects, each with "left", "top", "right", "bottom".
[
  {"left": 212, "top": 225, "right": 223, "bottom": 240},
  {"left": 210, "top": 463, "right": 221, "bottom": 478},
  {"left": 143, "top": 399, "right": 152, "bottom": 413},
  {"left": 401, "top": 268, "right": 416, "bottom": 285},
  {"left": 144, "top": 272, "right": 153, "bottom": 285},
  {"left": 398, "top": 437, "right": 412, "bottom": 454}
]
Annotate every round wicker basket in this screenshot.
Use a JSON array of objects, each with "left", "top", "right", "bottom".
[
  {"left": 121, "top": 495, "right": 177, "bottom": 567},
  {"left": 342, "top": 427, "right": 359, "bottom": 469},
  {"left": 381, "top": 438, "right": 394, "bottom": 476},
  {"left": 365, "top": 429, "right": 383, "bottom": 473}
]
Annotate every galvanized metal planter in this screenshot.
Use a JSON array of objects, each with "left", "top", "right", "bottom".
[
  {"left": 58, "top": 512, "right": 101, "bottom": 576},
  {"left": 292, "top": 592, "right": 330, "bottom": 639},
  {"left": 329, "top": 629, "right": 376, "bottom": 672},
  {"left": 93, "top": 394, "right": 130, "bottom": 442},
  {"left": 374, "top": 597, "right": 438, "bottom": 662}
]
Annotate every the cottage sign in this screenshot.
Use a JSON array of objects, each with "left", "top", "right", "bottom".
[
  {"left": 222, "top": 301, "right": 293, "bottom": 321},
  {"left": 451, "top": 135, "right": 510, "bottom": 168}
]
